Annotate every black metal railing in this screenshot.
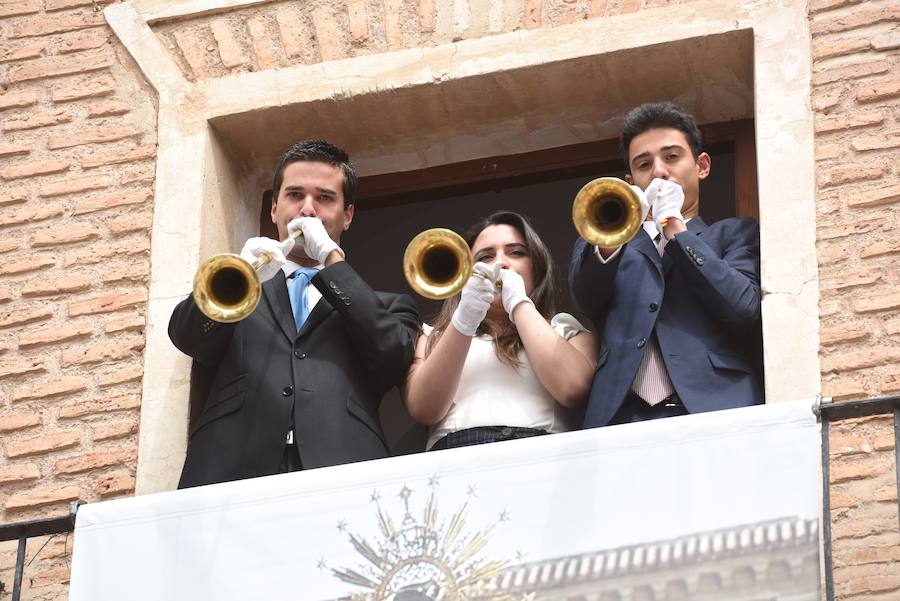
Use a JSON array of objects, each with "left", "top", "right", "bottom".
[
  {"left": 815, "top": 395, "right": 900, "bottom": 601},
  {"left": 0, "top": 501, "right": 81, "bottom": 601}
]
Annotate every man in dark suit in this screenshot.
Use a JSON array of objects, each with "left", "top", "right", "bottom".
[
  {"left": 170, "top": 140, "right": 419, "bottom": 488},
  {"left": 569, "top": 102, "right": 763, "bottom": 428}
]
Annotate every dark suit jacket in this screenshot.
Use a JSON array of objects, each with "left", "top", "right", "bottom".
[
  {"left": 169, "top": 261, "right": 419, "bottom": 488},
  {"left": 569, "top": 217, "right": 763, "bottom": 428}
]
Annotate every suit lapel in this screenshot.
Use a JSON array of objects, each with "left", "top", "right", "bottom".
[
  {"left": 298, "top": 294, "right": 334, "bottom": 336},
  {"left": 632, "top": 227, "right": 663, "bottom": 276},
  {"left": 262, "top": 272, "right": 297, "bottom": 342}
]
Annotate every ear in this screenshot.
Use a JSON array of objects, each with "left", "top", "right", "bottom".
[
  {"left": 696, "top": 152, "right": 711, "bottom": 181},
  {"left": 270, "top": 195, "right": 278, "bottom": 223},
  {"left": 343, "top": 202, "right": 354, "bottom": 230},
  {"left": 624, "top": 173, "right": 634, "bottom": 185}
]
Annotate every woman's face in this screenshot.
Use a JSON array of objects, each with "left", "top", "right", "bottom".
[{"left": 471, "top": 224, "right": 535, "bottom": 318}]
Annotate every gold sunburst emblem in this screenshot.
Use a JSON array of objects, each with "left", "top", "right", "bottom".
[{"left": 329, "top": 478, "right": 533, "bottom": 601}]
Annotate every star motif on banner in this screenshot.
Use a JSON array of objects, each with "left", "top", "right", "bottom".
[
  {"left": 499, "top": 509, "right": 511, "bottom": 523},
  {"left": 317, "top": 558, "right": 328, "bottom": 571},
  {"left": 337, "top": 520, "right": 348, "bottom": 532},
  {"left": 515, "top": 550, "right": 529, "bottom": 563},
  {"left": 466, "top": 484, "right": 479, "bottom": 498},
  {"left": 428, "top": 474, "right": 441, "bottom": 488},
  {"left": 398, "top": 484, "right": 413, "bottom": 501},
  {"left": 370, "top": 490, "right": 381, "bottom": 503}
]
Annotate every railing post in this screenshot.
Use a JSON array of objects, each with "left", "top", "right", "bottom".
[{"left": 12, "top": 533, "right": 26, "bottom": 601}]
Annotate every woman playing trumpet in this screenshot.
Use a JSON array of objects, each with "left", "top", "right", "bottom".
[{"left": 403, "top": 211, "right": 598, "bottom": 450}]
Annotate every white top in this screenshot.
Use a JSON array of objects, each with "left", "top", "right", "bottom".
[{"left": 425, "top": 313, "right": 589, "bottom": 449}]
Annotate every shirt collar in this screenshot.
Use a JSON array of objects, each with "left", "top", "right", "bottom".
[
  {"left": 282, "top": 260, "right": 323, "bottom": 277},
  {"left": 642, "top": 217, "right": 693, "bottom": 238}
]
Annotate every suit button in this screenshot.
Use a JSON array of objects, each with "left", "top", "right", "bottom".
[
  {"left": 500, "top": 427, "right": 512, "bottom": 437},
  {"left": 282, "top": 386, "right": 293, "bottom": 396},
  {"left": 685, "top": 245, "right": 693, "bottom": 253},
  {"left": 329, "top": 281, "right": 337, "bottom": 289},
  {"left": 696, "top": 257, "right": 704, "bottom": 266},
  {"left": 343, "top": 300, "right": 351, "bottom": 306},
  {"left": 649, "top": 303, "right": 658, "bottom": 312},
  {"left": 294, "top": 350, "right": 307, "bottom": 359},
  {"left": 334, "top": 288, "right": 342, "bottom": 295},
  {"left": 637, "top": 338, "right": 646, "bottom": 349}
]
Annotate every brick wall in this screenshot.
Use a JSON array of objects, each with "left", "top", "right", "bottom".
[
  {"left": 1, "top": 0, "right": 899, "bottom": 598},
  {"left": 811, "top": 0, "right": 900, "bottom": 598},
  {"left": 0, "top": 0, "right": 156, "bottom": 596}
]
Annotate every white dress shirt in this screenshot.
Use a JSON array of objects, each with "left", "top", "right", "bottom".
[{"left": 426, "top": 313, "right": 588, "bottom": 450}]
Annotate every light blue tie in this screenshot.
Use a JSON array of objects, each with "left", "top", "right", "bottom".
[{"left": 288, "top": 268, "right": 318, "bottom": 332}]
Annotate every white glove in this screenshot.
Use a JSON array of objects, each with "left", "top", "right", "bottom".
[
  {"left": 451, "top": 262, "right": 498, "bottom": 336},
  {"left": 240, "top": 237, "right": 293, "bottom": 283},
  {"left": 287, "top": 216, "right": 344, "bottom": 264},
  {"left": 645, "top": 178, "right": 685, "bottom": 235},
  {"left": 498, "top": 268, "right": 534, "bottom": 322}
]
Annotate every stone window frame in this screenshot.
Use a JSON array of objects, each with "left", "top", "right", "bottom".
[{"left": 105, "top": 0, "right": 820, "bottom": 494}]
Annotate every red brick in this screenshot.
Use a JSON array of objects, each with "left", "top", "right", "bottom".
[
  {"left": 275, "top": 8, "right": 306, "bottom": 60},
  {"left": 81, "top": 145, "right": 156, "bottom": 170},
  {"left": 58, "top": 393, "right": 140, "bottom": 419},
  {"left": 418, "top": 0, "right": 435, "bottom": 33},
  {"left": 817, "top": 243, "right": 851, "bottom": 264},
  {"left": 97, "top": 362, "right": 143, "bottom": 387},
  {"left": 881, "top": 371, "right": 900, "bottom": 394},
  {"left": 173, "top": 27, "right": 212, "bottom": 80},
  {"left": 524, "top": 0, "right": 542, "bottom": 29},
  {"left": 0, "top": 90, "right": 38, "bottom": 112},
  {"left": 29, "top": 565, "right": 71, "bottom": 588},
  {"left": 97, "top": 471, "right": 135, "bottom": 497},
  {"left": 848, "top": 184, "right": 900, "bottom": 208},
  {"left": 0, "top": 463, "right": 40, "bottom": 485},
  {"left": 820, "top": 299, "right": 843, "bottom": 318},
  {"left": 104, "top": 312, "right": 145, "bottom": 333},
  {"left": 6, "top": 430, "right": 81, "bottom": 458},
  {"left": 811, "top": 5, "right": 900, "bottom": 35},
  {"left": 17, "top": 321, "right": 93, "bottom": 351},
  {"left": 861, "top": 237, "right": 900, "bottom": 258},
  {"left": 2, "top": 110, "right": 71, "bottom": 132},
  {"left": 812, "top": 89, "right": 840, "bottom": 113},
  {"left": 73, "top": 189, "right": 150, "bottom": 215},
  {"left": 5, "top": 485, "right": 80, "bottom": 512},
  {"left": 209, "top": 20, "right": 244, "bottom": 68},
  {"left": 852, "top": 132, "right": 900, "bottom": 152},
  {"left": 120, "top": 162, "right": 155, "bottom": 184},
  {"left": 46, "top": 0, "right": 114, "bottom": 9},
  {"left": 809, "top": 0, "right": 862, "bottom": 13},
  {"left": 820, "top": 323, "right": 870, "bottom": 346},
  {"left": 0, "top": 0, "right": 40, "bottom": 17},
  {"left": 86, "top": 100, "right": 130, "bottom": 118},
  {"left": 819, "top": 164, "right": 884, "bottom": 187},
  {"left": 0, "top": 253, "right": 56, "bottom": 276},
  {"left": 829, "top": 457, "right": 881, "bottom": 483},
  {"left": 248, "top": 15, "right": 279, "bottom": 69},
  {"left": 822, "top": 347, "right": 900, "bottom": 373},
  {"left": 47, "top": 125, "right": 140, "bottom": 149},
  {"left": 0, "top": 409, "right": 42, "bottom": 433},
  {"left": 347, "top": 0, "right": 370, "bottom": 42},
  {"left": 0, "top": 159, "right": 69, "bottom": 180},
  {"left": 38, "top": 172, "right": 110, "bottom": 197},
  {"left": 0, "top": 186, "right": 28, "bottom": 206},
  {"left": 820, "top": 268, "right": 881, "bottom": 290},
  {"left": 55, "top": 447, "right": 136, "bottom": 474},
  {"left": 6, "top": 51, "right": 110, "bottom": 83},
  {"left": 0, "top": 40, "right": 47, "bottom": 64},
  {"left": 844, "top": 574, "right": 900, "bottom": 596},
  {"left": 58, "top": 28, "right": 110, "bottom": 54},
  {"left": 812, "top": 60, "right": 890, "bottom": 86},
  {"left": 51, "top": 74, "right": 116, "bottom": 102},
  {"left": 31, "top": 222, "right": 102, "bottom": 247},
  {"left": 815, "top": 111, "right": 885, "bottom": 134},
  {"left": 0, "top": 305, "right": 54, "bottom": 329},
  {"left": 0, "top": 142, "right": 30, "bottom": 157},
  {"left": 872, "top": 31, "right": 900, "bottom": 51},
  {"left": 0, "top": 284, "right": 12, "bottom": 301},
  {"left": 108, "top": 212, "right": 152, "bottom": 235},
  {"left": 829, "top": 489, "right": 857, "bottom": 509},
  {"left": 103, "top": 259, "right": 149, "bottom": 284},
  {"left": 12, "top": 375, "right": 89, "bottom": 401},
  {"left": 0, "top": 357, "right": 47, "bottom": 379},
  {"left": 383, "top": 0, "right": 403, "bottom": 50},
  {"left": 21, "top": 273, "right": 92, "bottom": 298},
  {"left": 8, "top": 12, "right": 106, "bottom": 38},
  {"left": 857, "top": 76, "right": 900, "bottom": 103},
  {"left": 312, "top": 6, "right": 344, "bottom": 61},
  {"left": 63, "top": 237, "right": 150, "bottom": 267},
  {"left": 812, "top": 37, "right": 870, "bottom": 61},
  {"left": 67, "top": 332, "right": 144, "bottom": 364},
  {"left": 68, "top": 290, "right": 147, "bottom": 316}
]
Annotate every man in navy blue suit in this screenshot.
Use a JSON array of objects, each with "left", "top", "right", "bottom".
[{"left": 570, "top": 102, "right": 763, "bottom": 428}]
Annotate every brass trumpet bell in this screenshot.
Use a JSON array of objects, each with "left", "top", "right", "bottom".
[
  {"left": 572, "top": 177, "right": 643, "bottom": 248},
  {"left": 403, "top": 228, "right": 473, "bottom": 300},
  {"left": 193, "top": 253, "right": 262, "bottom": 323}
]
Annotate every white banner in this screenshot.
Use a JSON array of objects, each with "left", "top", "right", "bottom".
[{"left": 71, "top": 401, "right": 821, "bottom": 601}]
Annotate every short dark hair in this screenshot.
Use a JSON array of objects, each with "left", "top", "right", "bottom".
[
  {"left": 271, "top": 139, "right": 358, "bottom": 206},
  {"left": 620, "top": 102, "right": 703, "bottom": 173}
]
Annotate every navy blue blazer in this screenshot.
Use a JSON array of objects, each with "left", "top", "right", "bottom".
[{"left": 569, "top": 217, "right": 763, "bottom": 428}]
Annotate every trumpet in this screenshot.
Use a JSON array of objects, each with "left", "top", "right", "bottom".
[
  {"left": 572, "top": 177, "right": 643, "bottom": 248},
  {"left": 403, "top": 228, "right": 474, "bottom": 300},
  {"left": 193, "top": 229, "right": 303, "bottom": 323}
]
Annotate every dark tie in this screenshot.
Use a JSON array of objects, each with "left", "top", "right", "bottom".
[{"left": 288, "top": 267, "right": 318, "bottom": 331}]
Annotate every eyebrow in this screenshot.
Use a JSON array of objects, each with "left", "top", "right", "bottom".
[
  {"left": 630, "top": 144, "right": 687, "bottom": 166},
  {"left": 282, "top": 185, "right": 338, "bottom": 195}
]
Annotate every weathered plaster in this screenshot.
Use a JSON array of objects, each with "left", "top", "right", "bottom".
[{"left": 107, "top": 0, "right": 820, "bottom": 494}]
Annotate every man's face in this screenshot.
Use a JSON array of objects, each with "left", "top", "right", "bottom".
[
  {"left": 270, "top": 160, "right": 354, "bottom": 261},
  {"left": 625, "top": 127, "right": 710, "bottom": 220}
]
